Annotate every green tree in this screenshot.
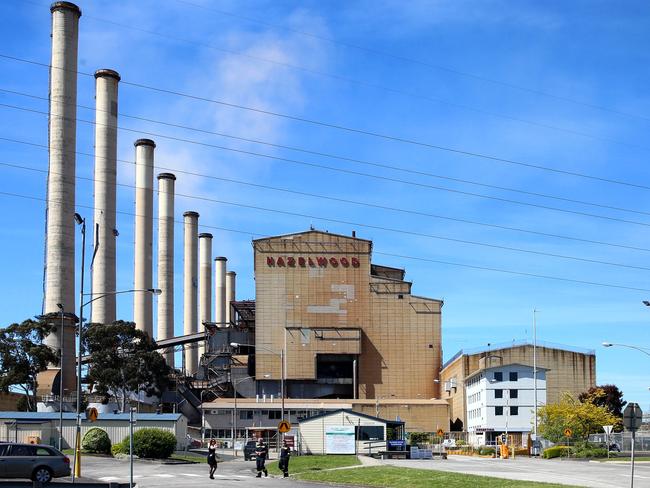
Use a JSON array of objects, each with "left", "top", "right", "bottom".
[
  {"left": 578, "top": 385, "right": 626, "bottom": 417},
  {"left": 84, "top": 321, "right": 170, "bottom": 412},
  {"left": 0, "top": 318, "right": 58, "bottom": 411},
  {"left": 538, "top": 393, "right": 618, "bottom": 443}
]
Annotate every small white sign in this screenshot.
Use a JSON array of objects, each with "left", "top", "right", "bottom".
[
  {"left": 325, "top": 426, "right": 356, "bottom": 454},
  {"left": 603, "top": 425, "right": 613, "bottom": 435}
]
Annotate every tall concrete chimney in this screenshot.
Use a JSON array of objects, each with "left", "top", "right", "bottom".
[
  {"left": 91, "top": 69, "right": 120, "bottom": 325},
  {"left": 214, "top": 257, "right": 227, "bottom": 328},
  {"left": 199, "top": 233, "right": 213, "bottom": 362},
  {"left": 225, "top": 271, "right": 236, "bottom": 326},
  {"left": 183, "top": 211, "right": 199, "bottom": 374},
  {"left": 157, "top": 173, "right": 176, "bottom": 366},
  {"left": 41, "top": 1, "right": 81, "bottom": 395},
  {"left": 133, "top": 139, "right": 155, "bottom": 336}
]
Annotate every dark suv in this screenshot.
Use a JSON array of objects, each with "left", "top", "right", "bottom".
[
  {"left": 0, "top": 443, "right": 71, "bottom": 483},
  {"left": 243, "top": 440, "right": 257, "bottom": 461}
]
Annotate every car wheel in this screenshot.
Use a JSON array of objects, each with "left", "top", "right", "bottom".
[{"left": 33, "top": 466, "right": 53, "bottom": 483}]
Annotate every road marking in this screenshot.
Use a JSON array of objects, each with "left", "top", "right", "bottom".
[
  {"left": 153, "top": 474, "right": 175, "bottom": 477},
  {"left": 179, "top": 473, "right": 203, "bottom": 477}
]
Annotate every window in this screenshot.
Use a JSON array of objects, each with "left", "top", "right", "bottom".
[
  {"left": 268, "top": 410, "right": 281, "bottom": 420},
  {"left": 494, "top": 389, "right": 503, "bottom": 399},
  {"left": 509, "top": 371, "right": 518, "bottom": 381},
  {"left": 9, "top": 445, "right": 35, "bottom": 456},
  {"left": 493, "top": 372, "right": 503, "bottom": 382},
  {"left": 36, "top": 447, "right": 54, "bottom": 456},
  {"left": 0, "top": 444, "right": 8, "bottom": 456},
  {"left": 510, "top": 389, "right": 518, "bottom": 399},
  {"left": 495, "top": 406, "right": 503, "bottom": 416},
  {"left": 357, "top": 426, "right": 384, "bottom": 441},
  {"left": 510, "top": 406, "right": 519, "bottom": 416},
  {"left": 239, "top": 410, "right": 253, "bottom": 420}
]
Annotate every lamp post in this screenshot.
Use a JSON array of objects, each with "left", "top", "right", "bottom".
[
  {"left": 533, "top": 309, "right": 538, "bottom": 440},
  {"left": 230, "top": 343, "right": 285, "bottom": 423},
  {"left": 71, "top": 283, "right": 161, "bottom": 480},
  {"left": 56, "top": 303, "right": 64, "bottom": 451},
  {"left": 231, "top": 375, "right": 255, "bottom": 456},
  {"left": 602, "top": 342, "right": 650, "bottom": 358},
  {"left": 375, "top": 394, "right": 395, "bottom": 418}
]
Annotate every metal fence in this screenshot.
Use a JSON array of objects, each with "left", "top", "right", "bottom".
[{"left": 589, "top": 432, "right": 650, "bottom": 451}]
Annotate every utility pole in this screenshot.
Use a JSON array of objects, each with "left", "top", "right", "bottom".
[{"left": 533, "top": 308, "right": 538, "bottom": 440}]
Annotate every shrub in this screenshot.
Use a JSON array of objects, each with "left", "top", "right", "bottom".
[
  {"left": 82, "top": 428, "right": 111, "bottom": 454},
  {"left": 455, "top": 440, "right": 466, "bottom": 446},
  {"left": 123, "top": 428, "right": 177, "bottom": 459},
  {"left": 478, "top": 447, "right": 495, "bottom": 456},
  {"left": 111, "top": 440, "right": 128, "bottom": 456},
  {"left": 408, "top": 432, "right": 431, "bottom": 446},
  {"left": 573, "top": 446, "right": 607, "bottom": 458},
  {"left": 542, "top": 446, "right": 571, "bottom": 459}
]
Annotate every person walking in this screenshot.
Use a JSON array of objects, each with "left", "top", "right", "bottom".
[
  {"left": 207, "top": 439, "right": 218, "bottom": 479},
  {"left": 255, "top": 437, "right": 268, "bottom": 478},
  {"left": 279, "top": 440, "right": 291, "bottom": 478}
]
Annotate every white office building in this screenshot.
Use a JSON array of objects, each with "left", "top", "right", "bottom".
[{"left": 465, "top": 363, "right": 547, "bottom": 446}]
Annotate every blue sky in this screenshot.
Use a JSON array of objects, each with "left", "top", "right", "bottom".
[{"left": 1, "top": 0, "right": 649, "bottom": 409}]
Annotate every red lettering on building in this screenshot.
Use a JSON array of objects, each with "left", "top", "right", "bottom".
[
  {"left": 298, "top": 257, "right": 306, "bottom": 267},
  {"left": 329, "top": 257, "right": 338, "bottom": 267},
  {"left": 340, "top": 257, "right": 349, "bottom": 267},
  {"left": 317, "top": 257, "right": 328, "bottom": 267},
  {"left": 287, "top": 257, "right": 296, "bottom": 267},
  {"left": 266, "top": 255, "right": 362, "bottom": 269},
  {"left": 267, "top": 257, "right": 275, "bottom": 266},
  {"left": 308, "top": 257, "right": 315, "bottom": 267},
  {"left": 277, "top": 257, "right": 286, "bottom": 267},
  {"left": 351, "top": 257, "right": 360, "bottom": 268}
]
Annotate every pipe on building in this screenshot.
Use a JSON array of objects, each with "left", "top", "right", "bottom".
[
  {"left": 91, "top": 69, "right": 120, "bottom": 326},
  {"left": 214, "top": 257, "right": 227, "bottom": 328},
  {"left": 133, "top": 139, "right": 155, "bottom": 336},
  {"left": 157, "top": 173, "right": 176, "bottom": 367},
  {"left": 225, "top": 271, "right": 236, "bottom": 326},
  {"left": 183, "top": 211, "right": 199, "bottom": 374},
  {"left": 199, "top": 233, "right": 213, "bottom": 362},
  {"left": 43, "top": 1, "right": 81, "bottom": 394}
]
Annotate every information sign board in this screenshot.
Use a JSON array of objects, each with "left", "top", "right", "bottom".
[{"left": 325, "top": 425, "right": 356, "bottom": 454}]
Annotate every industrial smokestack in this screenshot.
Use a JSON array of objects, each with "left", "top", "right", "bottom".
[
  {"left": 157, "top": 173, "right": 176, "bottom": 367},
  {"left": 199, "top": 233, "right": 213, "bottom": 361},
  {"left": 91, "top": 69, "right": 120, "bottom": 326},
  {"left": 183, "top": 211, "right": 199, "bottom": 374},
  {"left": 42, "top": 1, "right": 81, "bottom": 394},
  {"left": 133, "top": 139, "right": 155, "bottom": 336},
  {"left": 214, "top": 257, "right": 227, "bottom": 328},
  {"left": 225, "top": 271, "right": 236, "bottom": 326}
]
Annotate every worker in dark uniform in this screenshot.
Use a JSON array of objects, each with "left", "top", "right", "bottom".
[
  {"left": 279, "top": 440, "right": 291, "bottom": 478},
  {"left": 255, "top": 438, "right": 268, "bottom": 478}
]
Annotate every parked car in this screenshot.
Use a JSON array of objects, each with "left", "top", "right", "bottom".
[
  {"left": 243, "top": 440, "right": 257, "bottom": 461},
  {"left": 0, "top": 442, "right": 71, "bottom": 483}
]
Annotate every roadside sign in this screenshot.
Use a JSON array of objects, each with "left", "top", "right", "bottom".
[
  {"left": 85, "top": 407, "right": 99, "bottom": 422},
  {"left": 603, "top": 425, "right": 613, "bottom": 435},
  {"left": 278, "top": 420, "right": 291, "bottom": 433},
  {"left": 623, "top": 403, "right": 643, "bottom": 432},
  {"left": 436, "top": 428, "right": 444, "bottom": 437},
  {"left": 563, "top": 428, "right": 572, "bottom": 438},
  {"left": 284, "top": 435, "right": 295, "bottom": 448}
]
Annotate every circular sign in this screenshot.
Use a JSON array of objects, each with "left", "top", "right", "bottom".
[
  {"left": 86, "top": 407, "right": 99, "bottom": 423},
  {"left": 563, "top": 428, "right": 572, "bottom": 438},
  {"left": 278, "top": 420, "right": 291, "bottom": 433},
  {"left": 436, "top": 428, "right": 444, "bottom": 437}
]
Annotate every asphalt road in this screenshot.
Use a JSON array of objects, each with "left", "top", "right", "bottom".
[{"left": 378, "top": 455, "right": 650, "bottom": 487}]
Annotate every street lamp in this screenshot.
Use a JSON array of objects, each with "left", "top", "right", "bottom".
[
  {"left": 56, "top": 303, "right": 64, "bottom": 451},
  {"left": 231, "top": 375, "right": 255, "bottom": 456},
  {"left": 72, "top": 285, "right": 161, "bottom": 479},
  {"left": 375, "top": 394, "right": 395, "bottom": 418},
  {"left": 230, "top": 342, "right": 285, "bottom": 424},
  {"left": 602, "top": 342, "right": 650, "bottom": 358},
  {"left": 490, "top": 379, "right": 510, "bottom": 446}
]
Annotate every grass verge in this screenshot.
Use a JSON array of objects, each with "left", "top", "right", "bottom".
[
  {"left": 267, "top": 454, "right": 360, "bottom": 475},
  {"left": 295, "top": 466, "right": 579, "bottom": 487},
  {"left": 599, "top": 456, "right": 650, "bottom": 462},
  {"left": 170, "top": 453, "right": 208, "bottom": 463}
]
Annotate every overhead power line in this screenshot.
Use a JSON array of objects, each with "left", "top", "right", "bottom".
[
  {"left": 13, "top": 1, "right": 643, "bottom": 152},
  {"left": 4, "top": 134, "right": 650, "bottom": 254},
  {"left": 4, "top": 87, "right": 650, "bottom": 218},
  {"left": 1, "top": 188, "right": 649, "bottom": 293},
  {"left": 3, "top": 159, "right": 650, "bottom": 273},
  {"left": 174, "top": 0, "right": 650, "bottom": 124},
  {"left": 1, "top": 53, "right": 649, "bottom": 190},
  {"left": 4, "top": 102, "right": 650, "bottom": 229}
]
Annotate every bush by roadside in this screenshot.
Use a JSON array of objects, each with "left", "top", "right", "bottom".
[
  {"left": 82, "top": 427, "right": 111, "bottom": 454},
  {"left": 116, "top": 428, "right": 176, "bottom": 459}
]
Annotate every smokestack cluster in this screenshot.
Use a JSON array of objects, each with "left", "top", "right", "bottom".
[{"left": 41, "top": 1, "right": 238, "bottom": 389}]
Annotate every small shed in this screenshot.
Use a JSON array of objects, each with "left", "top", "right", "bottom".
[
  {"left": 0, "top": 412, "right": 187, "bottom": 450},
  {"left": 298, "top": 409, "right": 404, "bottom": 455}
]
